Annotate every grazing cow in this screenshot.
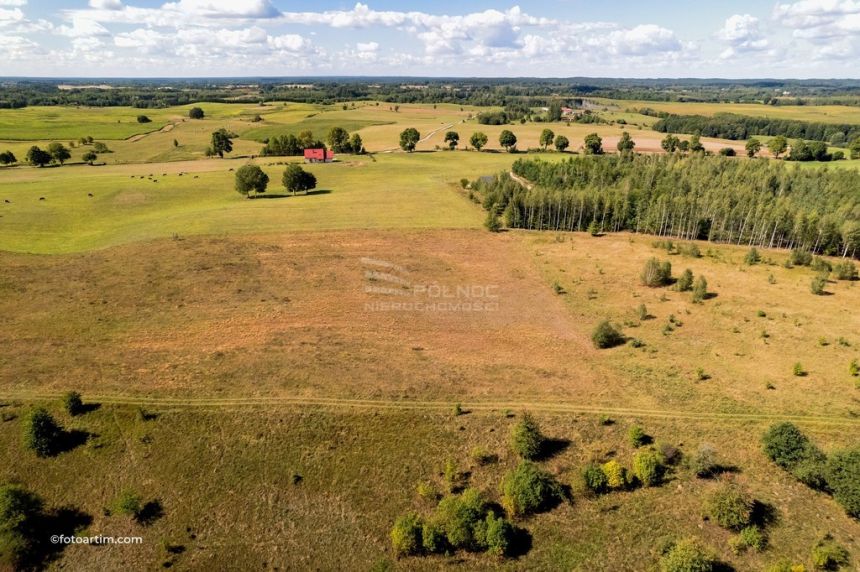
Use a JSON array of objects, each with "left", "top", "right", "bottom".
[
  {"left": 88, "top": 193, "right": 93, "bottom": 197},
  {"left": 4, "top": 199, "right": 9, "bottom": 203},
  {"left": 39, "top": 197, "right": 45, "bottom": 201}
]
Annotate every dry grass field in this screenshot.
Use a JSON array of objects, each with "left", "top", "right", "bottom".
[{"left": 1, "top": 99, "right": 859, "bottom": 571}]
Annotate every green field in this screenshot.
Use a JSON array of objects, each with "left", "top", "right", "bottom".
[{"left": 1, "top": 100, "right": 859, "bottom": 571}]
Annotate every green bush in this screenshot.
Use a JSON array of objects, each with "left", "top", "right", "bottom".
[
  {"left": 601, "top": 460, "right": 628, "bottom": 490},
  {"left": 827, "top": 447, "right": 860, "bottom": 518},
  {"left": 793, "top": 362, "right": 806, "bottom": 377},
  {"left": 762, "top": 422, "right": 821, "bottom": 470},
  {"left": 744, "top": 248, "right": 761, "bottom": 265},
  {"left": 500, "top": 461, "right": 563, "bottom": 517},
  {"left": 592, "top": 320, "right": 624, "bottom": 349},
  {"left": 691, "top": 444, "right": 719, "bottom": 478},
  {"left": 788, "top": 249, "right": 813, "bottom": 266},
  {"left": 729, "top": 526, "right": 767, "bottom": 554},
  {"left": 391, "top": 512, "right": 423, "bottom": 556},
  {"left": 510, "top": 413, "right": 545, "bottom": 459},
  {"left": 632, "top": 450, "right": 664, "bottom": 487},
  {"left": 63, "top": 391, "right": 84, "bottom": 416},
  {"left": 432, "top": 488, "right": 487, "bottom": 550},
  {"left": 692, "top": 275, "right": 708, "bottom": 303},
  {"left": 416, "top": 480, "right": 439, "bottom": 502},
  {"left": 421, "top": 521, "right": 446, "bottom": 553},
  {"left": 22, "top": 407, "right": 62, "bottom": 457},
  {"left": 811, "top": 534, "right": 850, "bottom": 570},
  {"left": 582, "top": 463, "right": 608, "bottom": 495},
  {"left": 676, "top": 269, "right": 693, "bottom": 291},
  {"left": 628, "top": 425, "right": 649, "bottom": 448},
  {"left": 642, "top": 257, "right": 672, "bottom": 287},
  {"left": 703, "top": 484, "right": 753, "bottom": 531},
  {"left": 811, "top": 257, "right": 832, "bottom": 272},
  {"left": 484, "top": 513, "right": 515, "bottom": 557},
  {"left": 659, "top": 538, "right": 717, "bottom": 572},
  {"left": 794, "top": 457, "right": 830, "bottom": 491},
  {"left": 0, "top": 484, "right": 43, "bottom": 568},
  {"left": 811, "top": 274, "right": 828, "bottom": 295},
  {"left": 834, "top": 261, "right": 858, "bottom": 280},
  {"left": 113, "top": 489, "right": 142, "bottom": 518}
]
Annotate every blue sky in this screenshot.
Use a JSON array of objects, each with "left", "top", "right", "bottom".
[{"left": 0, "top": 1, "right": 858, "bottom": 78}]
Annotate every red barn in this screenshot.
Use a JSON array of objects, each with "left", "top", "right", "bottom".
[{"left": 303, "top": 148, "right": 334, "bottom": 163}]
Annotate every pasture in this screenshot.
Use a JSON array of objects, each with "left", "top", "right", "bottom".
[{"left": 1, "top": 99, "right": 859, "bottom": 571}]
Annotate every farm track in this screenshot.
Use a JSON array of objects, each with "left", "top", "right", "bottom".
[{"left": 2, "top": 392, "right": 858, "bottom": 426}]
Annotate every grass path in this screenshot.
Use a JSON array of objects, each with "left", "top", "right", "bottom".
[{"left": 3, "top": 392, "right": 859, "bottom": 426}]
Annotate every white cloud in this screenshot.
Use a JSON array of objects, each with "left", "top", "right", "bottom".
[
  {"left": 57, "top": 17, "right": 110, "bottom": 38},
  {"left": 773, "top": 1, "right": 860, "bottom": 59},
  {"left": 716, "top": 14, "right": 770, "bottom": 59},
  {"left": 356, "top": 41, "right": 378, "bottom": 52},
  {"left": 161, "top": 0, "right": 279, "bottom": 19},
  {"left": 0, "top": 0, "right": 26, "bottom": 6},
  {"left": 0, "top": 7, "right": 23, "bottom": 25},
  {"left": 88, "top": 0, "right": 123, "bottom": 9}
]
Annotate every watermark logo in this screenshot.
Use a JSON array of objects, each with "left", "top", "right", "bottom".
[
  {"left": 51, "top": 535, "right": 143, "bottom": 546},
  {"left": 361, "top": 257, "right": 499, "bottom": 313}
]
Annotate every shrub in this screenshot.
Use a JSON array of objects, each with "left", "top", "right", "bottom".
[
  {"left": 500, "top": 460, "right": 563, "bottom": 517},
  {"left": 811, "top": 274, "right": 828, "bottom": 295},
  {"left": 628, "top": 425, "right": 649, "bottom": 448},
  {"left": 691, "top": 444, "right": 719, "bottom": 478},
  {"left": 416, "top": 480, "right": 439, "bottom": 502},
  {"left": 850, "top": 359, "right": 859, "bottom": 377},
  {"left": 794, "top": 457, "right": 830, "bottom": 491},
  {"left": 470, "top": 446, "right": 495, "bottom": 466},
  {"left": 443, "top": 459, "right": 460, "bottom": 492},
  {"left": 484, "top": 209, "right": 501, "bottom": 232},
  {"left": 510, "top": 413, "right": 545, "bottom": 459},
  {"left": 834, "top": 261, "right": 858, "bottom": 281},
  {"left": 601, "top": 460, "right": 628, "bottom": 490},
  {"left": 811, "top": 535, "right": 850, "bottom": 570},
  {"left": 793, "top": 362, "right": 806, "bottom": 377},
  {"left": 592, "top": 320, "right": 624, "bottom": 349},
  {"left": 642, "top": 258, "right": 672, "bottom": 287},
  {"left": 729, "top": 526, "right": 767, "bottom": 554},
  {"left": 582, "top": 463, "right": 608, "bottom": 495},
  {"left": 113, "top": 489, "right": 142, "bottom": 518},
  {"left": 0, "top": 484, "right": 43, "bottom": 569},
  {"left": 659, "top": 538, "right": 717, "bottom": 572},
  {"left": 632, "top": 450, "right": 664, "bottom": 487},
  {"left": 484, "top": 513, "right": 515, "bottom": 557},
  {"left": 762, "top": 422, "right": 821, "bottom": 470},
  {"left": 432, "top": 488, "right": 487, "bottom": 550},
  {"left": 637, "top": 303, "right": 649, "bottom": 320},
  {"left": 703, "top": 484, "right": 752, "bottom": 531},
  {"left": 811, "top": 257, "right": 833, "bottom": 272},
  {"left": 676, "top": 269, "right": 693, "bottom": 291},
  {"left": 391, "top": 512, "right": 423, "bottom": 556},
  {"left": 63, "top": 391, "right": 84, "bottom": 416},
  {"left": 421, "top": 521, "right": 446, "bottom": 553},
  {"left": 789, "top": 249, "right": 813, "bottom": 266},
  {"left": 136, "top": 115, "right": 151, "bottom": 123},
  {"left": 744, "top": 248, "right": 761, "bottom": 265},
  {"left": 766, "top": 562, "right": 807, "bottom": 572},
  {"left": 692, "top": 276, "right": 708, "bottom": 303},
  {"left": 22, "top": 407, "right": 62, "bottom": 457},
  {"left": 188, "top": 107, "right": 204, "bottom": 119},
  {"left": 827, "top": 447, "right": 860, "bottom": 518}
]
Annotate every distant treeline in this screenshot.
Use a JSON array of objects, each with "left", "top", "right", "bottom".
[
  {"left": 476, "top": 154, "right": 860, "bottom": 258},
  {"left": 7, "top": 77, "right": 860, "bottom": 108},
  {"left": 653, "top": 113, "right": 860, "bottom": 145}
]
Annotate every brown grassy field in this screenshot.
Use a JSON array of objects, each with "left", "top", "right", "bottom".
[{"left": 2, "top": 100, "right": 859, "bottom": 571}]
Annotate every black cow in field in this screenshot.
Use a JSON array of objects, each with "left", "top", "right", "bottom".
[
  {"left": 88, "top": 193, "right": 93, "bottom": 197},
  {"left": 39, "top": 197, "right": 45, "bottom": 201},
  {"left": 4, "top": 199, "right": 9, "bottom": 203}
]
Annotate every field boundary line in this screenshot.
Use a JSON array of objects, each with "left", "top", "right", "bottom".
[{"left": 1, "top": 392, "right": 858, "bottom": 426}]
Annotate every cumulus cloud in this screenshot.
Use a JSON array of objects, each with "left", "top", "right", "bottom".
[
  {"left": 716, "top": 14, "right": 770, "bottom": 59},
  {"left": 163, "top": 0, "right": 280, "bottom": 19},
  {"left": 0, "top": 0, "right": 26, "bottom": 6},
  {"left": 57, "top": 17, "right": 110, "bottom": 38},
  {"left": 88, "top": 0, "right": 123, "bottom": 9},
  {"left": 773, "top": 0, "right": 860, "bottom": 58}
]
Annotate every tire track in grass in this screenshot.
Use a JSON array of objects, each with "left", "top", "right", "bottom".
[{"left": 1, "top": 392, "right": 858, "bottom": 426}]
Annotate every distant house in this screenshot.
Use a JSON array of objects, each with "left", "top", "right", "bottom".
[
  {"left": 561, "top": 107, "right": 574, "bottom": 116},
  {"left": 304, "top": 148, "right": 334, "bottom": 163}
]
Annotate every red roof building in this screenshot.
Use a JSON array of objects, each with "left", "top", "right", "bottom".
[{"left": 303, "top": 148, "right": 334, "bottom": 163}]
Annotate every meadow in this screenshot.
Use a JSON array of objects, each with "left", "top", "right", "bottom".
[{"left": 1, "top": 99, "right": 859, "bottom": 571}]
